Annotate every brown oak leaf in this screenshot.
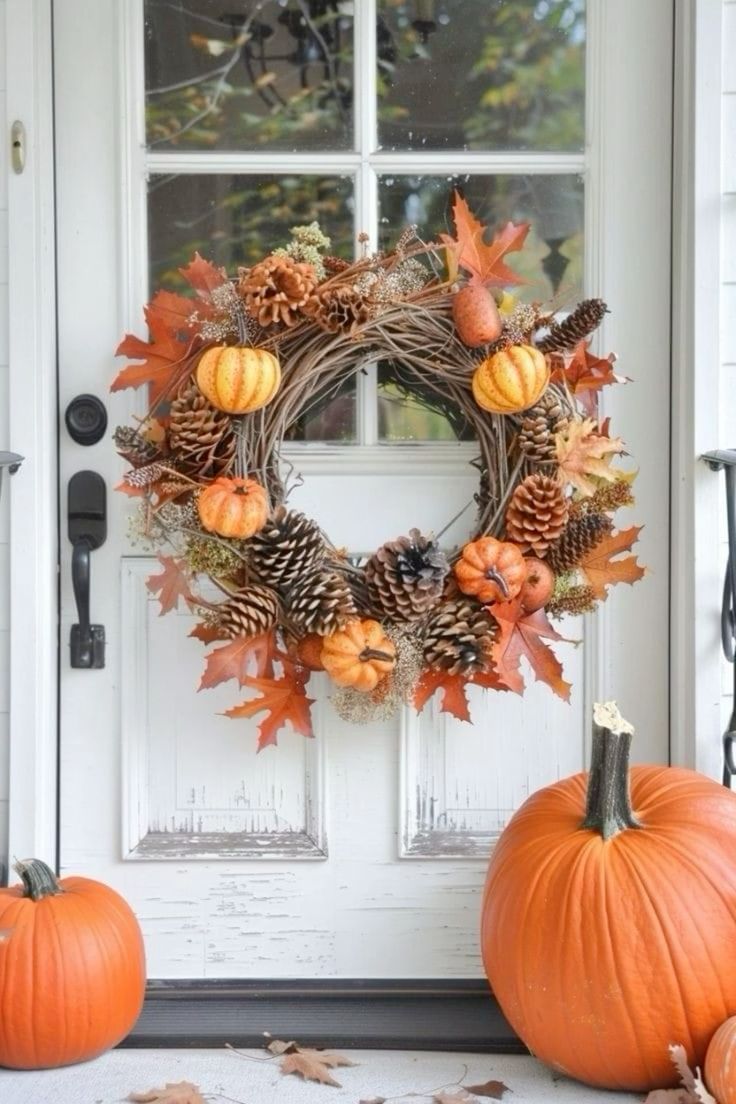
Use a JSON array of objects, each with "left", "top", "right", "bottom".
[
  {"left": 549, "top": 339, "right": 625, "bottom": 417},
  {"left": 578, "top": 525, "right": 645, "bottom": 600},
  {"left": 128, "top": 1082, "right": 205, "bottom": 1104},
  {"left": 146, "top": 555, "right": 195, "bottom": 616},
  {"left": 440, "top": 191, "right": 529, "bottom": 287},
  {"left": 199, "top": 631, "right": 278, "bottom": 689},
  {"left": 555, "top": 417, "right": 626, "bottom": 496},
  {"left": 464, "top": 1079, "right": 510, "bottom": 1099},
  {"left": 224, "top": 670, "right": 315, "bottom": 751},
  {"left": 491, "top": 599, "right": 572, "bottom": 701},
  {"left": 271, "top": 1041, "right": 356, "bottom": 1088}
]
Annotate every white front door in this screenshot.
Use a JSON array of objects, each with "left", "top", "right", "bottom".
[{"left": 55, "top": 0, "right": 673, "bottom": 979}]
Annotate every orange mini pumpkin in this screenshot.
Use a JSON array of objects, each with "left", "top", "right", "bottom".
[
  {"left": 706, "top": 1016, "right": 736, "bottom": 1104},
  {"left": 197, "top": 476, "right": 269, "bottom": 539},
  {"left": 196, "top": 344, "right": 281, "bottom": 414},
  {"left": 455, "top": 537, "right": 528, "bottom": 604},
  {"left": 472, "top": 344, "right": 549, "bottom": 414},
  {"left": 0, "top": 858, "right": 146, "bottom": 1070},
  {"left": 519, "top": 557, "right": 556, "bottom": 612},
  {"left": 321, "top": 619, "right": 396, "bottom": 692}
]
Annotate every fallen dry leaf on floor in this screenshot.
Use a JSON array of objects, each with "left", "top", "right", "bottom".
[
  {"left": 267, "top": 1039, "right": 357, "bottom": 1087},
  {"left": 643, "top": 1045, "right": 717, "bottom": 1104},
  {"left": 358, "top": 1098, "right": 387, "bottom": 1104},
  {"left": 127, "top": 1083, "right": 205, "bottom": 1104},
  {"left": 433, "top": 1091, "right": 477, "bottom": 1104},
  {"left": 464, "top": 1079, "right": 510, "bottom": 1099}
]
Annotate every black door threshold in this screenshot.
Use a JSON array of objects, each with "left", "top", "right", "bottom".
[{"left": 123, "top": 979, "right": 524, "bottom": 1053}]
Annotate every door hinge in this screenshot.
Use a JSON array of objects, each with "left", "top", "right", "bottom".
[{"left": 11, "top": 120, "right": 25, "bottom": 174}]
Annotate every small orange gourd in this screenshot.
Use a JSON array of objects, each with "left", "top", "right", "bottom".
[
  {"left": 452, "top": 284, "right": 503, "bottom": 348},
  {"left": 519, "top": 557, "right": 556, "bottom": 612},
  {"left": 197, "top": 476, "right": 269, "bottom": 539},
  {"left": 321, "top": 619, "right": 396, "bottom": 692},
  {"left": 472, "top": 344, "right": 549, "bottom": 414},
  {"left": 295, "top": 633, "right": 326, "bottom": 672},
  {"left": 196, "top": 344, "right": 281, "bottom": 414},
  {"left": 0, "top": 859, "right": 146, "bottom": 1069},
  {"left": 455, "top": 537, "right": 528, "bottom": 604},
  {"left": 706, "top": 1016, "right": 736, "bottom": 1104}
]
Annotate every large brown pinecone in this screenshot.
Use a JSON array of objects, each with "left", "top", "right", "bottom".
[
  {"left": 505, "top": 474, "right": 569, "bottom": 556},
  {"left": 546, "top": 513, "right": 613, "bottom": 573},
  {"left": 423, "top": 599, "right": 496, "bottom": 676},
  {"left": 249, "top": 507, "right": 326, "bottom": 590},
  {"left": 219, "top": 584, "right": 281, "bottom": 639},
  {"left": 114, "top": 425, "right": 161, "bottom": 467},
  {"left": 537, "top": 298, "right": 608, "bottom": 353},
  {"left": 238, "top": 254, "right": 317, "bottom": 328},
  {"left": 168, "top": 383, "right": 235, "bottom": 478},
  {"left": 365, "top": 529, "right": 449, "bottom": 622},
  {"left": 309, "top": 286, "right": 374, "bottom": 335},
  {"left": 517, "top": 391, "right": 571, "bottom": 465},
  {"left": 285, "top": 566, "right": 357, "bottom": 636}
]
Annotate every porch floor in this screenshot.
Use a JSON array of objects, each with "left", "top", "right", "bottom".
[{"left": 0, "top": 1048, "right": 642, "bottom": 1103}]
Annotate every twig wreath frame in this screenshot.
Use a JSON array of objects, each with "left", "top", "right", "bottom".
[{"left": 112, "top": 193, "right": 645, "bottom": 750}]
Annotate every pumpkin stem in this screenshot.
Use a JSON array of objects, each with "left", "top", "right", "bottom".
[
  {"left": 13, "top": 858, "right": 63, "bottom": 900},
  {"left": 581, "top": 702, "right": 642, "bottom": 840},
  {"left": 359, "top": 647, "right": 395, "bottom": 663},
  {"left": 484, "top": 568, "right": 509, "bottom": 599}
]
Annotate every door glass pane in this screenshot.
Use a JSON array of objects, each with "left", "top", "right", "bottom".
[
  {"left": 378, "top": 362, "right": 474, "bottom": 442},
  {"left": 144, "top": 0, "right": 354, "bottom": 151},
  {"left": 376, "top": 0, "right": 585, "bottom": 152},
  {"left": 147, "top": 172, "right": 356, "bottom": 440}
]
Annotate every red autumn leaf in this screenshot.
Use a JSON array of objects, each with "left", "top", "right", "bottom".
[
  {"left": 414, "top": 669, "right": 472, "bottom": 722},
  {"left": 112, "top": 308, "right": 194, "bottom": 399},
  {"left": 578, "top": 525, "right": 646, "bottom": 600},
  {"left": 189, "top": 621, "right": 228, "bottom": 645},
  {"left": 224, "top": 671, "right": 315, "bottom": 751},
  {"left": 146, "top": 555, "right": 195, "bottom": 616},
  {"left": 199, "top": 630, "right": 278, "bottom": 690},
  {"left": 490, "top": 599, "right": 572, "bottom": 701},
  {"left": 550, "top": 339, "right": 625, "bottom": 417},
  {"left": 440, "top": 191, "right": 529, "bottom": 287},
  {"left": 179, "top": 252, "right": 228, "bottom": 301}
]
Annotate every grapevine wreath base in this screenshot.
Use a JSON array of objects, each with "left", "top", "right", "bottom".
[{"left": 113, "top": 193, "right": 644, "bottom": 750}]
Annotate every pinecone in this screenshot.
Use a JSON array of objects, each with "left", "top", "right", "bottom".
[
  {"left": 168, "top": 383, "right": 235, "bottom": 479},
  {"left": 249, "top": 507, "right": 326, "bottom": 590},
  {"left": 505, "top": 474, "right": 569, "bottom": 556},
  {"left": 365, "top": 529, "right": 449, "bottom": 622},
  {"left": 238, "top": 254, "right": 317, "bottom": 328},
  {"left": 537, "top": 299, "right": 608, "bottom": 353},
  {"left": 113, "top": 425, "right": 161, "bottom": 467},
  {"left": 308, "top": 286, "right": 374, "bottom": 334},
  {"left": 285, "top": 567, "right": 357, "bottom": 635},
  {"left": 546, "top": 513, "right": 613, "bottom": 573},
  {"left": 219, "top": 584, "right": 281, "bottom": 639},
  {"left": 517, "top": 391, "right": 571, "bottom": 465},
  {"left": 423, "top": 599, "right": 496, "bottom": 676}
]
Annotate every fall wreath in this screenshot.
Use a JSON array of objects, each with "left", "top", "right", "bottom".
[{"left": 112, "top": 193, "right": 645, "bottom": 750}]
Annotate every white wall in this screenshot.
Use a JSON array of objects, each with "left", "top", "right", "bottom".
[{"left": 0, "top": 0, "right": 9, "bottom": 879}]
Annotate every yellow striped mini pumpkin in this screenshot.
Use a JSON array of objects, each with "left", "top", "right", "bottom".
[
  {"left": 472, "top": 344, "right": 549, "bottom": 415},
  {"left": 196, "top": 344, "right": 281, "bottom": 414}
]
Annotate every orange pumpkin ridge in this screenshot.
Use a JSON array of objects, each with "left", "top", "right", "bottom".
[
  {"left": 472, "top": 344, "right": 550, "bottom": 415},
  {"left": 197, "top": 476, "right": 269, "bottom": 539},
  {"left": 322, "top": 619, "right": 396, "bottom": 693},
  {"left": 196, "top": 344, "right": 281, "bottom": 415},
  {"left": 0, "top": 859, "right": 145, "bottom": 1070},
  {"left": 455, "top": 537, "right": 527, "bottom": 605}
]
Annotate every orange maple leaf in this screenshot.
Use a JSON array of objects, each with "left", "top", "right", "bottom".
[
  {"left": 414, "top": 669, "right": 472, "bottom": 721},
  {"left": 179, "top": 252, "right": 228, "bottom": 301},
  {"left": 490, "top": 599, "right": 572, "bottom": 701},
  {"left": 224, "top": 671, "right": 314, "bottom": 751},
  {"left": 556, "top": 417, "right": 626, "bottom": 496},
  {"left": 550, "top": 340, "right": 625, "bottom": 417},
  {"left": 189, "top": 621, "right": 229, "bottom": 645},
  {"left": 578, "top": 525, "right": 646, "bottom": 599},
  {"left": 199, "top": 631, "right": 278, "bottom": 689},
  {"left": 146, "top": 555, "right": 195, "bottom": 616},
  {"left": 145, "top": 288, "right": 200, "bottom": 333},
  {"left": 440, "top": 191, "right": 529, "bottom": 287},
  {"left": 112, "top": 309, "right": 197, "bottom": 400}
]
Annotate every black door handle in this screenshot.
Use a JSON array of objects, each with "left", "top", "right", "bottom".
[{"left": 68, "top": 471, "right": 107, "bottom": 668}]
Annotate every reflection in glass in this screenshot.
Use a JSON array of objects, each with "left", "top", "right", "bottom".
[
  {"left": 378, "top": 174, "right": 584, "bottom": 302},
  {"left": 144, "top": 0, "right": 354, "bottom": 151},
  {"left": 376, "top": 0, "right": 585, "bottom": 152},
  {"left": 147, "top": 173, "right": 356, "bottom": 440},
  {"left": 378, "top": 362, "right": 474, "bottom": 442}
]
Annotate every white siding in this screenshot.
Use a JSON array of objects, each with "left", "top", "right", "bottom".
[
  {"left": 721, "top": 0, "right": 736, "bottom": 741},
  {"left": 0, "top": 0, "right": 9, "bottom": 879}
]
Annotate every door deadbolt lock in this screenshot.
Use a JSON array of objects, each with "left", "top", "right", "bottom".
[{"left": 65, "top": 394, "right": 108, "bottom": 446}]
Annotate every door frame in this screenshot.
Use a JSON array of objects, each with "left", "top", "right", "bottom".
[{"left": 3, "top": 0, "right": 716, "bottom": 872}]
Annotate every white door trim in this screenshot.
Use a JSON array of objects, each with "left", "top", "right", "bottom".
[
  {"left": 670, "top": 0, "right": 725, "bottom": 776},
  {"left": 4, "top": 0, "right": 58, "bottom": 869}
]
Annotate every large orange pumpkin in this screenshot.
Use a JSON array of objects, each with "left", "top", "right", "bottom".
[
  {"left": 481, "top": 703, "right": 736, "bottom": 1092},
  {"left": 706, "top": 1016, "right": 736, "bottom": 1104},
  {"left": 0, "top": 858, "right": 146, "bottom": 1069},
  {"left": 196, "top": 344, "right": 281, "bottom": 414},
  {"left": 455, "top": 537, "right": 528, "bottom": 604},
  {"left": 321, "top": 619, "right": 396, "bottom": 692},
  {"left": 472, "top": 344, "right": 549, "bottom": 414},
  {"left": 197, "top": 475, "right": 269, "bottom": 539}
]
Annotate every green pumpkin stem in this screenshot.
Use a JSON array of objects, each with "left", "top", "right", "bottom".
[
  {"left": 13, "top": 858, "right": 63, "bottom": 900},
  {"left": 581, "top": 702, "right": 642, "bottom": 840}
]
